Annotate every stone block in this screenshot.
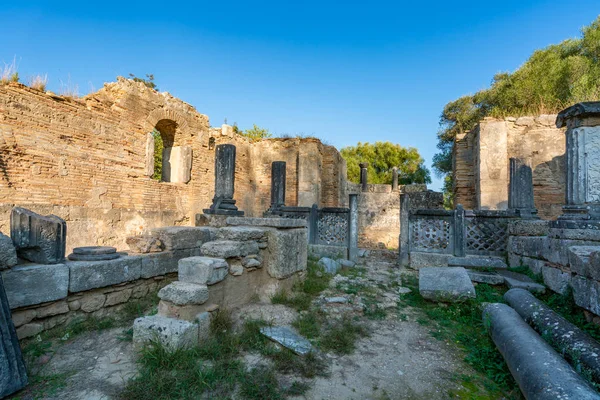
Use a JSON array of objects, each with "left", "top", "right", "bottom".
[
  {"left": 508, "top": 253, "right": 522, "bottom": 268},
  {"left": 418, "top": 267, "right": 476, "bottom": 302},
  {"left": 318, "top": 257, "right": 341, "bottom": 275},
  {"left": 105, "top": 288, "right": 133, "bottom": 306},
  {"left": 308, "top": 244, "right": 347, "bottom": 260},
  {"left": 36, "top": 301, "right": 69, "bottom": 318},
  {"left": 541, "top": 266, "right": 571, "bottom": 295},
  {"left": 215, "top": 226, "right": 267, "bottom": 242},
  {"left": 133, "top": 316, "right": 199, "bottom": 351},
  {"left": 10, "top": 207, "right": 66, "bottom": 264},
  {"left": 572, "top": 276, "right": 600, "bottom": 316},
  {"left": 178, "top": 256, "right": 227, "bottom": 285},
  {"left": 568, "top": 246, "right": 600, "bottom": 280},
  {"left": 498, "top": 270, "right": 545, "bottom": 294},
  {"left": 409, "top": 252, "right": 451, "bottom": 269},
  {"left": 126, "top": 236, "right": 164, "bottom": 253},
  {"left": 242, "top": 256, "right": 262, "bottom": 269},
  {"left": 507, "top": 236, "right": 548, "bottom": 258},
  {"left": 226, "top": 217, "right": 307, "bottom": 229},
  {"left": 16, "top": 323, "right": 43, "bottom": 339},
  {"left": 228, "top": 260, "right": 244, "bottom": 276},
  {"left": 0, "top": 232, "right": 17, "bottom": 270},
  {"left": 508, "top": 220, "right": 550, "bottom": 237},
  {"left": 264, "top": 228, "right": 308, "bottom": 279},
  {"left": 448, "top": 256, "right": 507, "bottom": 269},
  {"left": 150, "top": 227, "right": 215, "bottom": 251},
  {"left": 80, "top": 293, "right": 106, "bottom": 312},
  {"left": 196, "top": 312, "right": 211, "bottom": 341},
  {"left": 466, "top": 270, "right": 504, "bottom": 285},
  {"left": 260, "top": 326, "right": 312, "bottom": 355},
  {"left": 519, "top": 256, "right": 546, "bottom": 275},
  {"left": 158, "top": 282, "right": 209, "bottom": 305},
  {"left": 2, "top": 263, "right": 69, "bottom": 309},
  {"left": 549, "top": 228, "right": 600, "bottom": 242},
  {"left": 200, "top": 240, "right": 259, "bottom": 259},
  {"left": 11, "top": 309, "right": 36, "bottom": 328},
  {"left": 157, "top": 300, "right": 204, "bottom": 322},
  {"left": 141, "top": 250, "right": 188, "bottom": 278},
  {"left": 68, "top": 256, "right": 142, "bottom": 292}
]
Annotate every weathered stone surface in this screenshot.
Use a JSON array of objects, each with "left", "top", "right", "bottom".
[
  {"left": 2, "top": 263, "right": 69, "bottom": 309},
  {"left": 68, "top": 256, "right": 142, "bottom": 292},
  {"left": 36, "top": 301, "right": 69, "bottom": 318},
  {"left": 157, "top": 300, "right": 204, "bottom": 322},
  {"left": 260, "top": 326, "right": 312, "bottom": 355},
  {"left": 338, "top": 259, "right": 356, "bottom": 268},
  {"left": 568, "top": 246, "right": 600, "bottom": 280},
  {"left": 498, "top": 270, "right": 545, "bottom": 294},
  {"left": 133, "top": 316, "right": 199, "bottom": 351},
  {"left": 68, "top": 248, "right": 121, "bottom": 261},
  {"left": 0, "top": 274, "right": 28, "bottom": 397},
  {"left": 229, "top": 261, "right": 244, "bottom": 276},
  {"left": 200, "top": 240, "right": 259, "bottom": 259},
  {"left": 158, "top": 282, "right": 209, "bottom": 306},
  {"left": 483, "top": 302, "right": 599, "bottom": 400},
  {"left": 150, "top": 227, "right": 215, "bottom": 251},
  {"left": 178, "top": 256, "right": 227, "bottom": 285},
  {"left": 448, "top": 256, "right": 507, "bottom": 269},
  {"left": 308, "top": 244, "right": 347, "bottom": 261},
  {"left": 0, "top": 232, "right": 17, "bottom": 270},
  {"left": 242, "top": 256, "right": 261, "bottom": 269},
  {"left": 11, "top": 309, "right": 36, "bottom": 328},
  {"left": 126, "top": 236, "right": 164, "bottom": 253},
  {"left": 196, "top": 311, "right": 211, "bottom": 341},
  {"left": 508, "top": 236, "right": 548, "bottom": 258},
  {"left": 549, "top": 228, "right": 600, "bottom": 242},
  {"left": 140, "top": 249, "right": 201, "bottom": 279},
  {"left": 318, "top": 258, "right": 341, "bottom": 275},
  {"left": 226, "top": 217, "right": 307, "bottom": 229},
  {"left": 508, "top": 220, "right": 550, "bottom": 237},
  {"left": 269, "top": 161, "right": 286, "bottom": 211},
  {"left": 517, "top": 256, "right": 546, "bottom": 275},
  {"left": 466, "top": 270, "right": 504, "bottom": 285},
  {"left": 508, "top": 158, "right": 538, "bottom": 218},
  {"left": 215, "top": 226, "right": 267, "bottom": 242},
  {"left": 79, "top": 293, "right": 106, "bottom": 313},
  {"left": 105, "top": 288, "right": 133, "bottom": 306},
  {"left": 409, "top": 252, "right": 451, "bottom": 269},
  {"left": 16, "top": 322, "right": 43, "bottom": 339},
  {"left": 204, "top": 144, "right": 244, "bottom": 216},
  {"left": 505, "top": 288, "right": 600, "bottom": 384},
  {"left": 541, "top": 266, "right": 571, "bottom": 295},
  {"left": 572, "top": 276, "right": 600, "bottom": 315},
  {"left": 264, "top": 228, "right": 308, "bottom": 279},
  {"left": 419, "top": 267, "right": 476, "bottom": 302},
  {"left": 10, "top": 207, "right": 66, "bottom": 264}
]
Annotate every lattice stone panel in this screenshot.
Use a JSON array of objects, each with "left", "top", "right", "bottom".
[
  {"left": 281, "top": 213, "right": 309, "bottom": 220},
  {"left": 317, "top": 213, "right": 348, "bottom": 245},
  {"left": 466, "top": 218, "right": 508, "bottom": 254},
  {"left": 410, "top": 218, "right": 451, "bottom": 252}
]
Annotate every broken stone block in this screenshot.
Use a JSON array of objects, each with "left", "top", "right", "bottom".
[
  {"left": 338, "top": 259, "right": 356, "bottom": 268},
  {"left": 196, "top": 312, "right": 211, "bottom": 341},
  {"left": 419, "top": 267, "right": 476, "bottom": 302},
  {"left": 157, "top": 300, "right": 204, "bottom": 322},
  {"left": 448, "top": 256, "right": 507, "bottom": 269},
  {"left": 466, "top": 270, "right": 505, "bottom": 285},
  {"left": 264, "top": 229, "right": 308, "bottom": 279},
  {"left": 200, "top": 240, "right": 259, "bottom": 259},
  {"left": 216, "top": 226, "right": 267, "bottom": 242},
  {"left": 318, "top": 257, "right": 341, "bottom": 275},
  {"left": 179, "top": 256, "right": 227, "bottom": 285},
  {"left": 260, "top": 326, "right": 312, "bottom": 355},
  {"left": 242, "top": 256, "right": 261, "bottom": 269},
  {"left": 68, "top": 256, "right": 142, "bottom": 292},
  {"left": 150, "top": 227, "right": 215, "bottom": 251},
  {"left": 158, "top": 282, "right": 209, "bottom": 305},
  {"left": 568, "top": 246, "right": 600, "bottom": 280},
  {"left": 498, "top": 270, "right": 545, "bottom": 294},
  {"left": 0, "top": 232, "right": 17, "bottom": 270},
  {"left": 226, "top": 217, "right": 307, "bottom": 229},
  {"left": 126, "top": 236, "right": 164, "bottom": 253},
  {"left": 228, "top": 260, "right": 244, "bottom": 276},
  {"left": 133, "top": 316, "right": 199, "bottom": 351},
  {"left": 2, "top": 263, "right": 69, "bottom": 309},
  {"left": 541, "top": 266, "right": 571, "bottom": 295},
  {"left": 10, "top": 207, "right": 66, "bottom": 264}
]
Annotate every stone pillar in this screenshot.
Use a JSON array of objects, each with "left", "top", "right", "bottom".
[
  {"left": 359, "top": 162, "right": 369, "bottom": 192},
  {"left": 453, "top": 204, "right": 466, "bottom": 257},
  {"left": 556, "top": 102, "right": 600, "bottom": 221},
  {"left": 308, "top": 204, "right": 318, "bottom": 244},
  {"left": 0, "top": 274, "right": 28, "bottom": 398},
  {"left": 399, "top": 193, "right": 410, "bottom": 266},
  {"left": 269, "top": 162, "right": 286, "bottom": 211},
  {"left": 508, "top": 158, "right": 538, "bottom": 219},
  {"left": 348, "top": 194, "right": 359, "bottom": 262},
  {"left": 203, "top": 144, "right": 244, "bottom": 216},
  {"left": 392, "top": 167, "right": 399, "bottom": 191}
]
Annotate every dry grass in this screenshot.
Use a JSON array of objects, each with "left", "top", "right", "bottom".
[
  {"left": 29, "top": 74, "right": 48, "bottom": 92},
  {"left": 1, "top": 56, "right": 19, "bottom": 84},
  {"left": 59, "top": 75, "right": 79, "bottom": 98}
]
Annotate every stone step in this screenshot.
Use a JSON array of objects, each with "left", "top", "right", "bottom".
[
  {"left": 498, "top": 270, "right": 545, "bottom": 294},
  {"left": 466, "top": 270, "right": 504, "bottom": 285},
  {"left": 448, "top": 256, "right": 507, "bottom": 269},
  {"left": 419, "top": 267, "right": 476, "bottom": 303},
  {"left": 157, "top": 282, "right": 209, "bottom": 306},
  {"left": 483, "top": 303, "right": 599, "bottom": 399},
  {"left": 200, "top": 240, "right": 259, "bottom": 259}
]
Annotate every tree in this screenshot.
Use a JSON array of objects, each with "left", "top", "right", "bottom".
[
  {"left": 240, "top": 124, "right": 272, "bottom": 141},
  {"left": 129, "top": 73, "right": 158, "bottom": 90},
  {"left": 340, "top": 141, "right": 431, "bottom": 185},
  {"left": 152, "top": 129, "right": 163, "bottom": 181}
]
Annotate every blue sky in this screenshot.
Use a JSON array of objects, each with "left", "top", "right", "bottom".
[{"left": 1, "top": 1, "right": 599, "bottom": 190}]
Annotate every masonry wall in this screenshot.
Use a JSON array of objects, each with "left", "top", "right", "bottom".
[
  {"left": 453, "top": 115, "right": 565, "bottom": 219},
  {"left": 0, "top": 79, "right": 346, "bottom": 253}
]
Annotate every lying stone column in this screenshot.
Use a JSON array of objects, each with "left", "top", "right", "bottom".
[
  {"left": 348, "top": 194, "right": 359, "bottom": 262},
  {"left": 505, "top": 288, "right": 600, "bottom": 384},
  {"left": 508, "top": 158, "right": 538, "bottom": 219},
  {"left": 269, "top": 161, "right": 286, "bottom": 212},
  {"left": 392, "top": 167, "right": 399, "bottom": 191},
  {"left": 359, "top": 162, "right": 369, "bottom": 192},
  {"left": 0, "top": 274, "right": 28, "bottom": 398},
  {"left": 483, "top": 303, "right": 599, "bottom": 400},
  {"left": 556, "top": 102, "right": 600, "bottom": 221},
  {"left": 203, "top": 144, "right": 244, "bottom": 216}
]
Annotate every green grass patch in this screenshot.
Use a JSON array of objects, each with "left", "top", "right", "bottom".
[
  {"left": 319, "top": 317, "right": 368, "bottom": 355},
  {"left": 292, "top": 312, "right": 322, "bottom": 338}
]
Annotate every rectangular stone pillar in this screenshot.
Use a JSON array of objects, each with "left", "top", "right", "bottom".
[
  {"left": 203, "top": 144, "right": 243, "bottom": 216},
  {"left": 453, "top": 204, "right": 466, "bottom": 257},
  {"left": 476, "top": 120, "right": 508, "bottom": 210},
  {"left": 392, "top": 167, "right": 399, "bottom": 191},
  {"left": 359, "top": 163, "right": 369, "bottom": 192},
  {"left": 348, "top": 194, "right": 359, "bottom": 262},
  {"left": 508, "top": 158, "right": 538, "bottom": 219},
  {"left": 308, "top": 204, "right": 318, "bottom": 245},
  {"left": 269, "top": 161, "right": 286, "bottom": 211},
  {"left": 0, "top": 274, "right": 28, "bottom": 397},
  {"left": 399, "top": 193, "right": 410, "bottom": 266}
]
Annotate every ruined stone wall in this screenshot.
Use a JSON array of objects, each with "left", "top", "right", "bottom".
[
  {"left": 453, "top": 115, "right": 565, "bottom": 219},
  {"left": 0, "top": 80, "right": 346, "bottom": 252}
]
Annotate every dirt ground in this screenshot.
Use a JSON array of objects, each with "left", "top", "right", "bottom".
[{"left": 10, "top": 250, "right": 491, "bottom": 400}]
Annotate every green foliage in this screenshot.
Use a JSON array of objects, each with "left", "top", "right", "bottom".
[
  {"left": 340, "top": 141, "right": 431, "bottom": 185},
  {"left": 152, "top": 129, "right": 164, "bottom": 181},
  {"left": 434, "top": 16, "right": 600, "bottom": 199},
  {"left": 241, "top": 124, "right": 272, "bottom": 141},
  {"left": 129, "top": 73, "right": 158, "bottom": 90},
  {"left": 319, "top": 317, "right": 368, "bottom": 355}
]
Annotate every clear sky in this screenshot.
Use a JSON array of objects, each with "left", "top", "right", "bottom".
[{"left": 1, "top": 1, "right": 599, "bottom": 190}]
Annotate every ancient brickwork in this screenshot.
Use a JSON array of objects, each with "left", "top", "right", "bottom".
[
  {"left": 453, "top": 115, "right": 565, "bottom": 219},
  {"left": 0, "top": 80, "right": 345, "bottom": 252}
]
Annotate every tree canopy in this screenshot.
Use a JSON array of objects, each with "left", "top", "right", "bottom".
[
  {"left": 433, "top": 16, "right": 600, "bottom": 201},
  {"left": 341, "top": 141, "right": 431, "bottom": 185},
  {"left": 237, "top": 124, "right": 272, "bottom": 141}
]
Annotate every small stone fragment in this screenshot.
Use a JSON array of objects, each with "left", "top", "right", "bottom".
[
  {"left": 260, "top": 326, "right": 312, "bottom": 355},
  {"left": 318, "top": 257, "right": 341, "bottom": 275},
  {"left": 158, "top": 282, "right": 209, "bottom": 305}
]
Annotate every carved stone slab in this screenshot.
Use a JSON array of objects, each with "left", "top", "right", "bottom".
[{"left": 10, "top": 207, "right": 66, "bottom": 264}]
